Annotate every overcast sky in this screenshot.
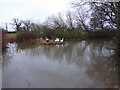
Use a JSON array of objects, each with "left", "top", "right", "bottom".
[{"left": 0, "top": 0, "right": 74, "bottom": 31}]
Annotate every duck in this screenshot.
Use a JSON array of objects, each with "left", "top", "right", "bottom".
[
  {"left": 55, "top": 37, "right": 60, "bottom": 42},
  {"left": 60, "top": 38, "right": 64, "bottom": 42},
  {"left": 45, "top": 37, "right": 49, "bottom": 42}
]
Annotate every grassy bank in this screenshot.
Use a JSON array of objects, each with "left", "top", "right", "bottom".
[{"left": 7, "top": 33, "right": 16, "bottom": 38}]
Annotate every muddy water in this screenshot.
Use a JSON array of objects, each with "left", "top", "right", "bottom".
[{"left": 2, "top": 40, "right": 118, "bottom": 88}]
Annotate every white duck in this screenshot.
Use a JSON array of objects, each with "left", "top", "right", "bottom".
[
  {"left": 60, "top": 38, "right": 64, "bottom": 42},
  {"left": 45, "top": 37, "right": 49, "bottom": 42},
  {"left": 55, "top": 37, "right": 60, "bottom": 42}
]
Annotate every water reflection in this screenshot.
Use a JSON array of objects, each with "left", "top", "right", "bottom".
[{"left": 2, "top": 40, "right": 118, "bottom": 88}]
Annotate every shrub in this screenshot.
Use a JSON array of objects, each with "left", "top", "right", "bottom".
[
  {"left": 87, "top": 31, "right": 116, "bottom": 38},
  {"left": 8, "top": 37, "right": 16, "bottom": 43},
  {"left": 0, "top": 30, "right": 9, "bottom": 50},
  {"left": 16, "top": 31, "right": 38, "bottom": 42}
]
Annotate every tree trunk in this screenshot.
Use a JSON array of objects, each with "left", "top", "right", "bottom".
[
  {"left": 117, "top": 2, "right": 120, "bottom": 57},
  {"left": 117, "top": 1, "right": 120, "bottom": 88}
]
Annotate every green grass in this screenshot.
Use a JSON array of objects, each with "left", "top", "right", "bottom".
[{"left": 7, "top": 33, "right": 16, "bottom": 38}]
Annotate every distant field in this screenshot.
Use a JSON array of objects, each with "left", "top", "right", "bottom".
[{"left": 7, "top": 33, "right": 16, "bottom": 38}]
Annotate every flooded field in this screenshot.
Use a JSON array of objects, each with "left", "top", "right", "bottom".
[{"left": 2, "top": 40, "right": 118, "bottom": 88}]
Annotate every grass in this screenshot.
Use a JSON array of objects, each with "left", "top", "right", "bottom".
[{"left": 7, "top": 33, "right": 16, "bottom": 38}]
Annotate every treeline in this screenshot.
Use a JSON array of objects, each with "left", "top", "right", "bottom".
[{"left": 9, "top": 2, "right": 118, "bottom": 41}]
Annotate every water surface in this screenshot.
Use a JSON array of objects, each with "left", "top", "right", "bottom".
[{"left": 2, "top": 40, "right": 118, "bottom": 88}]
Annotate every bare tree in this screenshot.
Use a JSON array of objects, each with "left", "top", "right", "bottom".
[
  {"left": 12, "top": 18, "right": 21, "bottom": 31},
  {"left": 21, "top": 20, "right": 32, "bottom": 31},
  {"left": 66, "top": 11, "right": 74, "bottom": 30},
  {"left": 75, "top": 8, "right": 89, "bottom": 31},
  {"left": 44, "top": 13, "right": 66, "bottom": 30}
]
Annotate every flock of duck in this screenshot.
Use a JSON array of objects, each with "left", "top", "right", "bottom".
[{"left": 37, "top": 37, "right": 64, "bottom": 45}]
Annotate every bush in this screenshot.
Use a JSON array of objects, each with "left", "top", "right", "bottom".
[
  {"left": 16, "top": 31, "right": 38, "bottom": 42},
  {"left": 0, "top": 30, "right": 9, "bottom": 50},
  {"left": 53, "top": 30, "right": 87, "bottom": 40},
  {"left": 87, "top": 31, "right": 116, "bottom": 38},
  {"left": 8, "top": 37, "right": 16, "bottom": 43}
]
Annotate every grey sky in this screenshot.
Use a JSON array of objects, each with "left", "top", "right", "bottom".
[{"left": 0, "top": 0, "right": 74, "bottom": 30}]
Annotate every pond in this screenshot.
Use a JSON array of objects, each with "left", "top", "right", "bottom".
[{"left": 2, "top": 39, "right": 118, "bottom": 88}]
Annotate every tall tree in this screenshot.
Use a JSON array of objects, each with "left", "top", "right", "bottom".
[
  {"left": 90, "top": 2, "right": 118, "bottom": 30},
  {"left": 72, "top": 1, "right": 118, "bottom": 31}
]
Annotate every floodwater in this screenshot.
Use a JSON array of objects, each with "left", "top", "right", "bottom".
[{"left": 2, "top": 40, "right": 118, "bottom": 88}]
